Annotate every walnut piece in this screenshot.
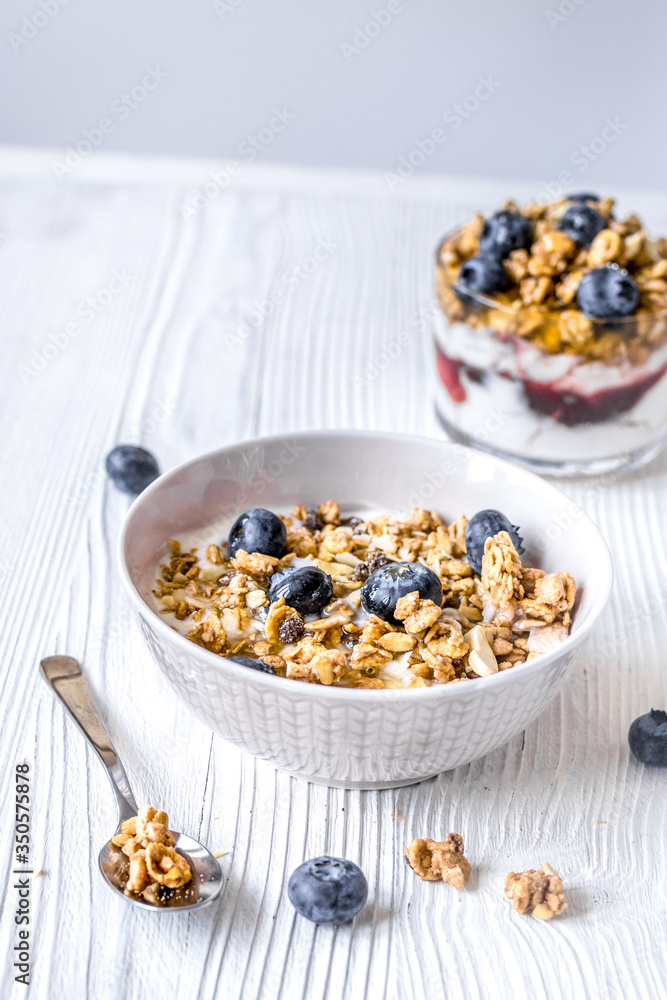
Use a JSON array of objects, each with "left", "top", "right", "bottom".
[
  {"left": 404, "top": 834, "right": 471, "bottom": 889},
  {"left": 533, "top": 571, "right": 576, "bottom": 613},
  {"left": 318, "top": 500, "right": 340, "bottom": 524},
  {"left": 318, "top": 526, "right": 355, "bottom": 559},
  {"left": 520, "top": 275, "right": 551, "bottom": 305},
  {"left": 286, "top": 525, "right": 318, "bottom": 557},
  {"left": 420, "top": 618, "right": 469, "bottom": 682},
  {"left": 284, "top": 638, "right": 347, "bottom": 685},
  {"left": 349, "top": 615, "right": 394, "bottom": 671},
  {"left": 113, "top": 806, "right": 177, "bottom": 856},
  {"left": 504, "top": 862, "right": 567, "bottom": 919},
  {"left": 216, "top": 572, "right": 249, "bottom": 610},
  {"left": 233, "top": 548, "right": 280, "bottom": 578},
  {"left": 587, "top": 228, "right": 622, "bottom": 267},
  {"left": 192, "top": 607, "right": 227, "bottom": 653},
  {"left": 394, "top": 591, "right": 442, "bottom": 634}
]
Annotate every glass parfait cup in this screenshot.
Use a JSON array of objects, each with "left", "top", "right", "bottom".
[{"left": 433, "top": 230, "right": 667, "bottom": 478}]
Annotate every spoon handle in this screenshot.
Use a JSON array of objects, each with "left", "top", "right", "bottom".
[{"left": 40, "top": 655, "right": 138, "bottom": 824}]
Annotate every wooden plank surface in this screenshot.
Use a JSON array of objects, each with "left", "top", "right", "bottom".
[{"left": 0, "top": 150, "right": 666, "bottom": 1000}]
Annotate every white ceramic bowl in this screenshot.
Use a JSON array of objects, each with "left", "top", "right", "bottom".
[{"left": 119, "top": 431, "right": 612, "bottom": 789}]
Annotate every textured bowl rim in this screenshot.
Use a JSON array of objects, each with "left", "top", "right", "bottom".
[{"left": 118, "top": 429, "right": 613, "bottom": 703}]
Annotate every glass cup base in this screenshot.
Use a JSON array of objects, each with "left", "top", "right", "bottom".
[{"left": 434, "top": 404, "right": 666, "bottom": 480}]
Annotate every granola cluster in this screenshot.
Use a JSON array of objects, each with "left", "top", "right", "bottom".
[
  {"left": 504, "top": 862, "right": 568, "bottom": 920},
  {"left": 154, "top": 503, "right": 576, "bottom": 689},
  {"left": 437, "top": 196, "right": 667, "bottom": 364},
  {"left": 110, "top": 806, "right": 192, "bottom": 902},
  {"left": 404, "top": 834, "right": 471, "bottom": 889}
]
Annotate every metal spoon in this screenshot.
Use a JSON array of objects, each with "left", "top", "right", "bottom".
[{"left": 40, "top": 655, "right": 222, "bottom": 911}]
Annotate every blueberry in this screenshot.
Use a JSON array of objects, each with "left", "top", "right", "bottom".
[
  {"left": 228, "top": 508, "right": 287, "bottom": 559},
  {"left": 227, "top": 655, "right": 276, "bottom": 675},
  {"left": 268, "top": 566, "right": 333, "bottom": 615},
  {"left": 105, "top": 445, "right": 159, "bottom": 496},
  {"left": 457, "top": 255, "right": 511, "bottom": 297},
  {"left": 361, "top": 561, "right": 442, "bottom": 625},
  {"left": 576, "top": 265, "right": 639, "bottom": 320},
  {"left": 478, "top": 210, "right": 532, "bottom": 259},
  {"left": 465, "top": 510, "right": 525, "bottom": 576},
  {"left": 628, "top": 709, "right": 667, "bottom": 766},
  {"left": 566, "top": 192, "right": 600, "bottom": 203},
  {"left": 559, "top": 203, "right": 607, "bottom": 247},
  {"left": 288, "top": 856, "right": 368, "bottom": 925}
]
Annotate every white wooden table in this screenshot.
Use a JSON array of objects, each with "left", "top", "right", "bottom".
[{"left": 1, "top": 149, "right": 666, "bottom": 1000}]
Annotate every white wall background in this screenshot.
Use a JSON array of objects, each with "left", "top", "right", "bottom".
[{"left": 1, "top": 0, "right": 665, "bottom": 190}]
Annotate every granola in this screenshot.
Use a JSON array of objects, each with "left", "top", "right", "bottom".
[
  {"left": 102, "top": 806, "right": 197, "bottom": 907},
  {"left": 404, "top": 833, "right": 471, "bottom": 888},
  {"left": 433, "top": 195, "right": 667, "bottom": 477},
  {"left": 154, "top": 503, "right": 576, "bottom": 689},
  {"left": 437, "top": 196, "right": 667, "bottom": 365},
  {"left": 504, "top": 862, "right": 567, "bottom": 920}
]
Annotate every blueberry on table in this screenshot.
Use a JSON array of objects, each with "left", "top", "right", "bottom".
[
  {"left": 576, "top": 265, "right": 639, "bottom": 320},
  {"left": 227, "top": 655, "right": 276, "bottom": 675},
  {"left": 465, "top": 510, "right": 525, "bottom": 576},
  {"left": 558, "top": 203, "right": 607, "bottom": 246},
  {"left": 478, "top": 210, "right": 532, "bottom": 259},
  {"left": 105, "top": 445, "right": 159, "bottom": 496},
  {"left": 268, "top": 566, "right": 334, "bottom": 615},
  {"left": 457, "top": 255, "right": 511, "bottom": 296},
  {"left": 628, "top": 709, "right": 667, "bottom": 766},
  {"left": 361, "top": 561, "right": 442, "bottom": 625},
  {"left": 566, "top": 192, "right": 600, "bottom": 203},
  {"left": 288, "top": 856, "right": 368, "bottom": 925},
  {"left": 228, "top": 508, "right": 287, "bottom": 559}
]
